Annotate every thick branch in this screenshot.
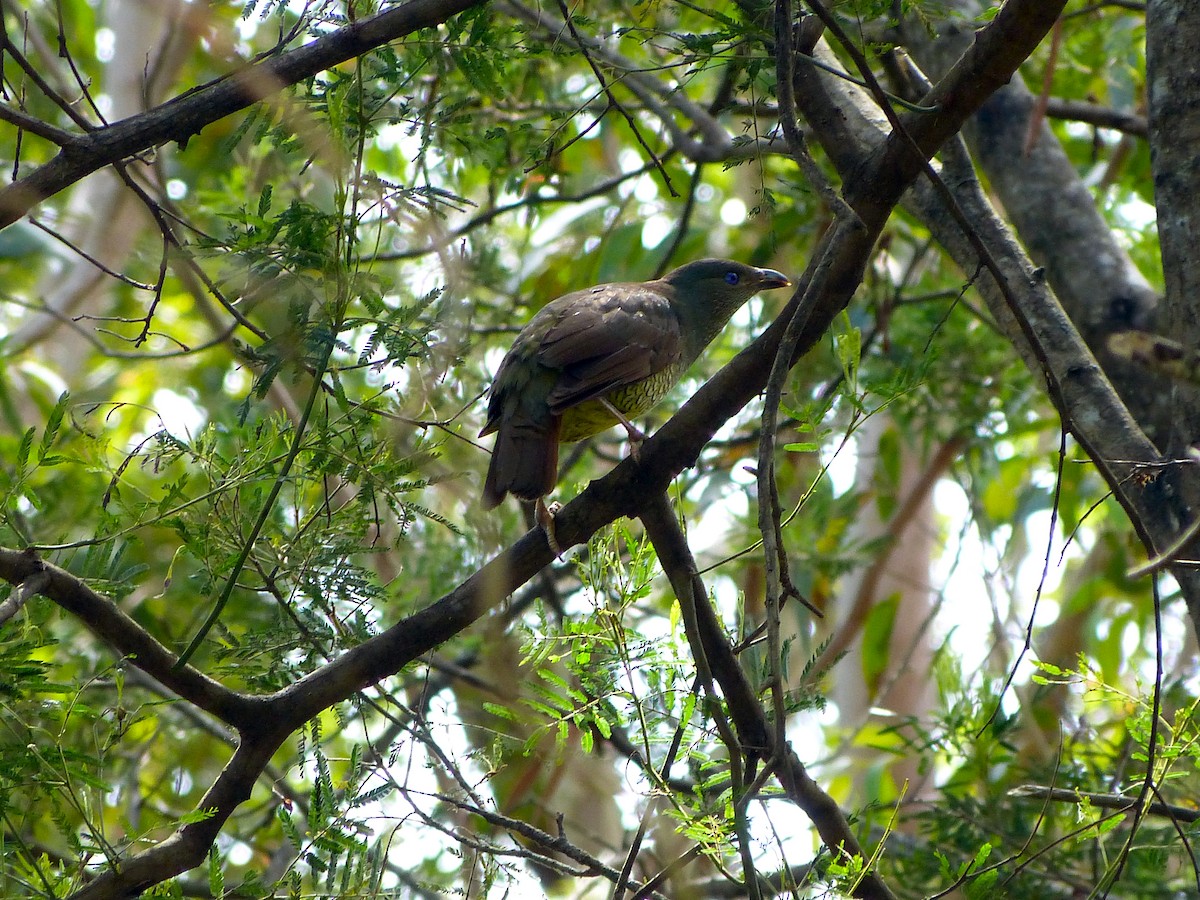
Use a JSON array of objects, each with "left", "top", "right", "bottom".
[
  {"left": 1146, "top": 0, "right": 1200, "bottom": 452},
  {"left": 68, "top": 738, "right": 280, "bottom": 900},
  {"left": 895, "top": 0, "right": 1200, "bottom": 624},
  {"left": 0, "top": 548, "right": 258, "bottom": 726},
  {"left": 845, "top": 0, "right": 1069, "bottom": 229},
  {"left": 897, "top": 0, "right": 1165, "bottom": 440}
]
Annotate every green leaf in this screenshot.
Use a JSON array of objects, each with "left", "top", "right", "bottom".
[
  {"left": 208, "top": 845, "right": 225, "bottom": 899},
  {"left": 16, "top": 425, "right": 34, "bottom": 470},
  {"left": 37, "top": 391, "right": 69, "bottom": 463},
  {"left": 179, "top": 807, "right": 219, "bottom": 825},
  {"left": 833, "top": 313, "right": 861, "bottom": 391}
]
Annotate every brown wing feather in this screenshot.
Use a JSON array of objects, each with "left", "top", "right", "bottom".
[{"left": 537, "top": 283, "right": 683, "bottom": 412}]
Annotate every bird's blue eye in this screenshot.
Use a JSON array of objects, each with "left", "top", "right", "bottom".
[{"left": 724, "top": 271, "right": 740, "bottom": 285}]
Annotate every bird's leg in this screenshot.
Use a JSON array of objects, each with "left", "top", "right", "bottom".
[
  {"left": 535, "top": 497, "right": 563, "bottom": 556},
  {"left": 598, "top": 398, "right": 647, "bottom": 459}
]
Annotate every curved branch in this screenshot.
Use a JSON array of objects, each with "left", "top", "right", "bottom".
[
  {"left": 69, "top": 738, "right": 280, "bottom": 900},
  {"left": 0, "top": 548, "right": 259, "bottom": 727}
]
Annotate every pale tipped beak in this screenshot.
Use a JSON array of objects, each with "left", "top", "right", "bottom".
[{"left": 757, "top": 268, "right": 791, "bottom": 289}]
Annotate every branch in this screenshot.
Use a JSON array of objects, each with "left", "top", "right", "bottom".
[
  {"left": 897, "top": 0, "right": 1164, "bottom": 443},
  {"left": 1044, "top": 97, "right": 1148, "bottom": 136},
  {"left": 898, "top": 109, "right": 1200, "bottom": 625},
  {"left": 1146, "top": 0, "right": 1200, "bottom": 456},
  {"left": 842, "top": 0, "right": 1071, "bottom": 226},
  {"left": 0, "top": 0, "right": 489, "bottom": 229},
  {"left": 1009, "top": 784, "right": 1199, "bottom": 823},
  {"left": 784, "top": 5, "right": 1200, "bottom": 625},
  {"left": 640, "top": 491, "right": 896, "bottom": 900},
  {"left": 0, "top": 102, "right": 78, "bottom": 145},
  {"left": 0, "top": 548, "right": 258, "bottom": 728},
  {"left": 68, "top": 738, "right": 280, "bottom": 900}
]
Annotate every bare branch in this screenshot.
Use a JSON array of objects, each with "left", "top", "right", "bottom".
[
  {"left": 0, "top": 0, "right": 489, "bottom": 229},
  {"left": 0, "top": 548, "right": 258, "bottom": 728},
  {"left": 0, "top": 101, "right": 77, "bottom": 145},
  {"left": 1044, "top": 96, "right": 1148, "bottom": 137},
  {"left": 1009, "top": 784, "right": 1198, "bottom": 823}
]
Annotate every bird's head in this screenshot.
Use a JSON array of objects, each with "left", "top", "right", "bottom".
[
  {"left": 663, "top": 258, "right": 791, "bottom": 356},
  {"left": 665, "top": 258, "right": 791, "bottom": 300}
]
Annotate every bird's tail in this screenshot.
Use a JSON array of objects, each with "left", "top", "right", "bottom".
[{"left": 481, "top": 416, "right": 561, "bottom": 509}]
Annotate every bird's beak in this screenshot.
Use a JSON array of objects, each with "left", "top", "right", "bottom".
[{"left": 757, "top": 268, "right": 791, "bottom": 289}]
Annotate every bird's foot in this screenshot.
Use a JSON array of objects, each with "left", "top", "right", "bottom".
[{"left": 535, "top": 498, "right": 563, "bottom": 557}]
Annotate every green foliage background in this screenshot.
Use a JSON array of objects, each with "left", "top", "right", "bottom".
[{"left": 0, "top": 1, "right": 1191, "bottom": 898}]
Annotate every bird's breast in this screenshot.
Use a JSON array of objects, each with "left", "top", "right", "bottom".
[{"left": 557, "top": 365, "right": 683, "bottom": 442}]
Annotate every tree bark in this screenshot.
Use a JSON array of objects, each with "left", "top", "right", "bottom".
[{"left": 1147, "top": 0, "right": 1200, "bottom": 454}]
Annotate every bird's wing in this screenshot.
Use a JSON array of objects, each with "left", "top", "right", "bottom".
[{"left": 537, "top": 283, "right": 683, "bottom": 412}]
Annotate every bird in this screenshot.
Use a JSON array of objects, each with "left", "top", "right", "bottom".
[{"left": 479, "top": 258, "right": 791, "bottom": 547}]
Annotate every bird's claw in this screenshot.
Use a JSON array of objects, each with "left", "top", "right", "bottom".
[{"left": 535, "top": 498, "right": 563, "bottom": 557}]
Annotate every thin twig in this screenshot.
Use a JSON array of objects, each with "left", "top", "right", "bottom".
[
  {"left": 176, "top": 335, "right": 336, "bottom": 666},
  {"left": 1008, "top": 783, "right": 1196, "bottom": 823},
  {"left": 555, "top": 0, "right": 676, "bottom": 196},
  {"left": 0, "top": 101, "right": 77, "bottom": 144}
]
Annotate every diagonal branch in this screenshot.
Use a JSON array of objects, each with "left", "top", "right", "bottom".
[
  {"left": 248, "top": 0, "right": 1069, "bottom": 817},
  {"left": 0, "top": 0, "right": 488, "bottom": 229},
  {"left": 640, "top": 491, "right": 896, "bottom": 900},
  {"left": 0, "top": 548, "right": 258, "bottom": 727}
]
